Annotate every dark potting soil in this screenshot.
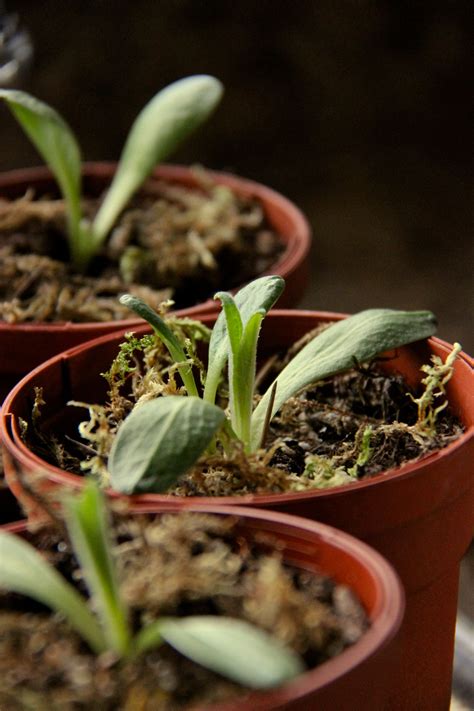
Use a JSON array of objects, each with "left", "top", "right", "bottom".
[
  {"left": 0, "top": 171, "right": 283, "bottom": 323},
  {"left": 0, "top": 512, "right": 368, "bottom": 710},
  {"left": 22, "top": 322, "right": 463, "bottom": 498},
  {"left": 172, "top": 366, "right": 462, "bottom": 496}
]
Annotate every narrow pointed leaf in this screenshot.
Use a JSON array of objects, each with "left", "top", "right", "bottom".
[
  {"left": 251, "top": 308, "right": 437, "bottom": 450},
  {"left": 159, "top": 616, "right": 305, "bottom": 688},
  {"left": 109, "top": 396, "right": 226, "bottom": 493},
  {"left": 214, "top": 291, "right": 243, "bottom": 355},
  {"left": 64, "top": 481, "right": 130, "bottom": 655},
  {"left": 234, "top": 310, "right": 265, "bottom": 447},
  {"left": 93, "top": 75, "right": 223, "bottom": 244},
  {"left": 0, "top": 531, "right": 106, "bottom": 654},
  {"left": 120, "top": 294, "right": 198, "bottom": 396},
  {"left": 204, "top": 275, "right": 285, "bottom": 403},
  {"left": 0, "top": 89, "right": 85, "bottom": 266},
  {"left": 214, "top": 293, "right": 265, "bottom": 446},
  {"left": 214, "top": 292, "right": 243, "bottom": 435}
]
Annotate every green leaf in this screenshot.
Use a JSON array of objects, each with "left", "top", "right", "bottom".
[
  {"left": 158, "top": 616, "right": 305, "bottom": 689},
  {"left": 0, "top": 530, "right": 106, "bottom": 654},
  {"left": 216, "top": 290, "right": 265, "bottom": 448},
  {"left": 251, "top": 308, "right": 438, "bottom": 450},
  {"left": 133, "top": 619, "right": 164, "bottom": 655},
  {"left": 215, "top": 291, "right": 243, "bottom": 355},
  {"left": 0, "top": 89, "right": 85, "bottom": 268},
  {"left": 109, "top": 396, "right": 226, "bottom": 493},
  {"left": 213, "top": 292, "right": 243, "bottom": 436},
  {"left": 92, "top": 75, "right": 223, "bottom": 245},
  {"left": 64, "top": 481, "right": 131, "bottom": 655},
  {"left": 119, "top": 294, "right": 199, "bottom": 396},
  {"left": 203, "top": 275, "right": 285, "bottom": 404},
  {"left": 235, "top": 311, "right": 265, "bottom": 448}
]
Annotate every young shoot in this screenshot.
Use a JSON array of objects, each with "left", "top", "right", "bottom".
[
  {"left": 109, "top": 274, "right": 438, "bottom": 493},
  {"left": 0, "top": 75, "right": 223, "bottom": 271},
  {"left": 0, "top": 481, "right": 304, "bottom": 689}
]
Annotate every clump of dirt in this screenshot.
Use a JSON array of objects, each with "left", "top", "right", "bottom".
[
  {"left": 0, "top": 512, "right": 368, "bottom": 710},
  {"left": 0, "top": 169, "right": 283, "bottom": 323}
]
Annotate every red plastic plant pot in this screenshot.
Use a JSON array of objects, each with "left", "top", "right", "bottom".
[
  {"left": 0, "top": 163, "right": 311, "bottom": 399},
  {"left": 0, "top": 505, "right": 404, "bottom": 710},
  {"left": 1, "top": 310, "right": 473, "bottom": 711}
]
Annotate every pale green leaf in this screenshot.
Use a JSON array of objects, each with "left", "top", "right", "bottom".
[
  {"left": 216, "top": 292, "right": 265, "bottom": 447},
  {"left": 119, "top": 294, "right": 198, "bottom": 396},
  {"left": 109, "top": 396, "right": 226, "bottom": 493},
  {"left": 0, "top": 89, "right": 85, "bottom": 267},
  {"left": 64, "top": 481, "right": 130, "bottom": 655},
  {"left": 0, "top": 530, "right": 106, "bottom": 654},
  {"left": 158, "top": 616, "right": 305, "bottom": 688},
  {"left": 233, "top": 310, "right": 265, "bottom": 448},
  {"left": 213, "top": 291, "right": 243, "bottom": 436},
  {"left": 214, "top": 291, "right": 243, "bottom": 355},
  {"left": 92, "top": 75, "right": 223, "bottom": 244},
  {"left": 203, "top": 275, "right": 285, "bottom": 403},
  {"left": 251, "top": 308, "right": 437, "bottom": 450}
]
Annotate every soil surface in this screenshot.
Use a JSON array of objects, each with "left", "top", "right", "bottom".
[
  {"left": 0, "top": 512, "right": 368, "bottom": 710},
  {"left": 23, "top": 322, "right": 463, "bottom": 497},
  {"left": 0, "top": 170, "right": 283, "bottom": 323}
]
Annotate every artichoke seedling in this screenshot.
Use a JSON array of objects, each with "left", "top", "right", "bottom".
[
  {"left": 108, "top": 275, "right": 438, "bottom": 493},
  {"left": 0, "top": 75, "right": 223, "bottom": 271},
  {"left": 0, "top": 481, "right": 304, "bottom": 689}
]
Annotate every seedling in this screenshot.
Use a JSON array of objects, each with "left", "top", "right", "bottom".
[
  {"left": 0, "top": 75, "right": 223, "bottom": 271},
  {"left": 107, "top": 274, "right": 438, "bottom": 493},
  {"left": 0, "top": 481, "right": 304, "bottom": 689}
]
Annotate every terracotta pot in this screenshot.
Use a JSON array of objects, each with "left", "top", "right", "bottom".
[
  {"left": 0, "top": 163, "right": 311, "bottom": 399},
  {"left": 1, "top": 505, "right": 404, "bottom": 710},
  {"left": 1, "top": 310, "right": 473, "bottom": 710}
]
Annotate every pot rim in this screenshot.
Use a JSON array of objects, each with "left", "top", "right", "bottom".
[
  {"left": 1, "top": 504, "right": 404, "bottom": 709},
  {"left": 0, "top": 162, "right": 311, "bottom": 330},
  {"left": 1, "top": 309, "right": 472, "bottom": 507}
]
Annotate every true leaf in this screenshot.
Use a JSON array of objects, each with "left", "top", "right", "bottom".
[
  {"left": 203, "top": 275, "right": 285, "bottom": 404},
  {"left": 109, "top": 396, "right": 226, "bottom": 493},
  {"left": 158, "top": 616, "right": 305, "bottom": 688},
  {"left": 234, "top": 311, "right": 266, "bottom": 447},
  {"left": 64, "top": 481, "right": 130, "bottom": 655},
  {"left": 92, "top": 75, "right": 223, "bottom": 245},
  {"left": 0, "top": 89, "right": 85, "bottom": 266},
  {"left": 0, "top": 530, "right": 106, "bottom": 654},
  {"left": 216, "top": 290, "right": 265, "bottom": 447},
  {"left": 251, "top": 308, "right": 437, "bottom": 450}
]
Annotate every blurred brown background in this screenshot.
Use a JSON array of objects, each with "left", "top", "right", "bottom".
[{"left": 1, "top": 0, "right": 472, "bottom": 350}]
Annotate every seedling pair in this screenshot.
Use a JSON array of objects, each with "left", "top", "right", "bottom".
[{"left": 0, "top": 75, "right": 223, "bottom": 270}]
